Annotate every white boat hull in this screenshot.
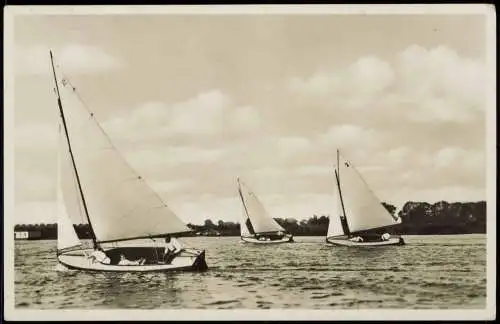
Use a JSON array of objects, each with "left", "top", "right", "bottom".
[
  {"left": 326, "top": 236, "right": 405, "bottom": 247},
  {"left": 240, "top": 235, "right": 294, "bottom": 244},
  {"left": 57, "top": 247, "right": 208, "bottom": 273}
]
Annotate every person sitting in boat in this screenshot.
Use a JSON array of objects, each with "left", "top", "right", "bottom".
[
  {"left": 118, "top": 254, "right": 146, "bottom": 266},
  {"left": 163, "top": 235, "right": 184, "bottom": 264},
  {"left": 381, "top": 233, "right": 391, "bottom": 241},
  {"left": 89, "top": 246, "right": 111, "bottom": 264},
  {"left": 349, "top": 236, "right": 364, "bottom": 242},
  {"left": 265, "top": 232, "right": 283, "bottom": 241}
]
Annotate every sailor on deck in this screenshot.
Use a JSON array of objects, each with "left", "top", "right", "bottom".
[
  {"left": 90, "top": 246, "right": 111, "bottom": 264},
  {"left": 163, "top": 235, "right": 184, "bottom": 264},
  {"left": 118, "top": 254, "right": 146, "bottom": 266}
]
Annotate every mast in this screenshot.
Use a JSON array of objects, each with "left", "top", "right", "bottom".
[
  {"left": 335, "top": 169, "right": 351, "bottom": 236},
  {"left": 237, "top": 178, "right": 255, "bottom": 235},
  {"left": 337, "top": 149, "right": 340, "bottom": 181},
  {"left": 335, "top": 150, "right": 351, "bottom": 236},
  {"left": 50, "top": 50, "right": 97, "bottom": 248}
]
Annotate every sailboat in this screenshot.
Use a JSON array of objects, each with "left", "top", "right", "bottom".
[
  {"left": 325, "top": 150, "right": 405, "bottom": 247},
  {"left": 237, "top": 178, "right": 293, "bottom": 244},
  {"left": 51, "top": 51, "right": 208, "bottom": 272}
]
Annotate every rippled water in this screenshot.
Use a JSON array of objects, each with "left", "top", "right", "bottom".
[{"left": 15, "top": 235, "right": 486, "bottom": 309}]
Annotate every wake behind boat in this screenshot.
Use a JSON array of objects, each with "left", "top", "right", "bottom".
[
  {"left": 51, "top": 51, "right": 208, "bottom": 273},
  {"left": 326, "top": 150, "right": 405, "bottom": 247},
  {"left": 237, "top": 178, "right": 293, "bottom": 244}
]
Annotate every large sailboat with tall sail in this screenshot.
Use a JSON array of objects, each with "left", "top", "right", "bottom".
[
  {"left": 325, "top": 150, "right": 405, "bottom": 247},
  {"left": 51, "top": 51, "right": 208, "bottom": 272},
  {"left": 237, "top": 178, "right": 294, "bottom": 244}
]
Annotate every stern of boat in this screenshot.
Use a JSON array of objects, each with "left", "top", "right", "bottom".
[{"left": 192, "top": 250, "right": 208, "bottom": 272}]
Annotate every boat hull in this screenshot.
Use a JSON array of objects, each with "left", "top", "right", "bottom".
[
  {"left": 241, "top": 235, "right": 294, "bottom": 244},
  {"left": 57, "top": 248, "right": 208, "bottom": 273},
  {"left": 326, "top": 236, "right": 404, "bottom": 247}
]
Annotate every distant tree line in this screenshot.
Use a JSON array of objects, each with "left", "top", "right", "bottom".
[
  {"left": 395, "top": 200, "right": 486, "bottom": 235},
  {"left": 14, "top": 223, "right": 93, "bottom": 240},
  {"left": 15, "top": 201, "right": 486, "bottom": 240}
]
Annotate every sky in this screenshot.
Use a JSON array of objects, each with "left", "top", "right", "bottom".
[{"left": 12, "top": 11, "right": 490, "bottom": 225}]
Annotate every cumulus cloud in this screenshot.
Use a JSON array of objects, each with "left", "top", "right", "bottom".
[
  {"left": 318, "top": 124, "right": 385, "bottom": 151},
  {"left": 148, "top": 180, "right": 194, "bottom": 195},
  {"left": 397, "top": 45, "right": 486, "bottom": 112},
  {"left": 383, "top": 146, "right": 485, "bottom": 180},
  {"left": 251, "top": 167, "right": 287, "bottom": 178},
  {"left": 431, "top": 146, "right": 485, "bottom": 183},
  {"left": 359, "top": 145, "right": 486, "bottom": 193},
  {"left": 288, "top": 56, "right": 394, "bottom": 100},
  {"left": 230, "top": 105, "right": 261, "bottom": 133},
  {"left": 104, "top": 90, "right": 262, "bottom": 142},
  {"left": 277, "top": 136, "right": 310, "bottom": 151},
  {"left": 126, "top": 146, "right": 224, "bottom": 170},
  {"left": 294, "top": 165, "right": 331, "bottom": 176},
  {"left": 387, "top": 146, "right": 413, "bottom": 166},
  {"left": 112, "top": 90, "right": 228, "bottom": 136},
  {"left": 288, "top": 72, "right": 340, "bottom": 96},
  {"left": 288, "top": 45, "right": 487, "bottom": 124},
  {"left": 15, "top": 44, "right": 123, "bottom": 75},
  {"left": 378, "top": 185, "right": 486, "bottom": 208},
  {"left": 169, "top": 90, "right": 228, "bottom": 134},
  {"left": 345, "top": 56, "right": 395, "bottom": 96}
]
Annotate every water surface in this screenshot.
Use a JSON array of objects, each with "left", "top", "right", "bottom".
[{"left": 14, "top": 235, "right": 486, "bottom": 309}]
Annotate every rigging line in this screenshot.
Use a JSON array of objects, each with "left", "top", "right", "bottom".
[
  {"left": 66, "top": 135, "right": 87, "bottom": 225},
  {"left": 50, "top": 52, "right": 97, "bottom": 249},
  {"left": 149, "top": 236, "right": 160, "bottom": 263},
  {"left": 60, "top": 73, "right": 189, "bottom": 231},
  {"left": 57, "top": 95, "right": 89, "bottom": 227},
  {"left": 58, "top": 124, "right": 87, "bottom": 240}
]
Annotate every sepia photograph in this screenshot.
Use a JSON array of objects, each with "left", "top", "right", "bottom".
[{"left": 3, "top": 4, "right": 496, "bottom": 321}]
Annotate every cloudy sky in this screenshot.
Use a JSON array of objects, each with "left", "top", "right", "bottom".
[{"left": 12, "top": 10, "right": 491, "bottom": 225}]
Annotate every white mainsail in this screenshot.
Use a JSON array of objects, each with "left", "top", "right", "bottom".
[
  {"left": 57, "top": 124, "right": 82, "bottom": 251},
  {"left": 53, "top": 60, "right": 190, "bottom": 243},
  {"left": 237, "top": 178, "right": 285, "bottom": 234},
  {"left": 326, "top": 170, "right": 345, "bottom": 238},
  {"left": 337, "top": 153, "right": 401, "bottom": 233}
]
